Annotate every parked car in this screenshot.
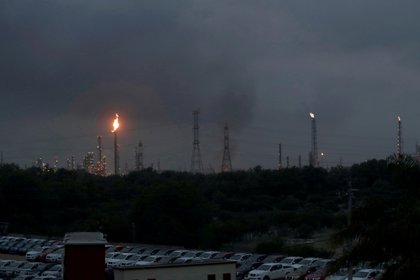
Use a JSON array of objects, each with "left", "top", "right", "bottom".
[
  {"left": 237, "top": 261, "right": 263, "bottom": 280},
  {"left": 45, "top": 248, "right": 64, "bottom": 263},
  {"left": 173, "top": 250, "right": 203, "bottom": 263},
  {"left": 325, "top": 268, "right": 358, "bottom": 280},
  {"left": 41, "top": 264, "right": 62, "bottom": 278},
  {"left": 116, "top": 254, "right": 147, "bottom": 267},
  {"left": 107, "top": 253, "right": 137, "bottom": 268},
  {"left": 228, "top": 253, "right": 252, "bottom": 264},
  {"left": 305, "top": 267, "right": 328, "bottom": 280},
  {"left": 135, "top": 255, "right": 164, "bottom": 266},
  {"left": 285, "top": 264, "right": 318, "bottom": 280},
  {"left": 35, "top": 246, "right": 62, "bottom": 262},
  {"left": 0, "top": 260, "right": 26, "bottom": 278},
  {"left": 263, "top": 255, "right": 287, "bottom": 263},
  {"left": 281, "top": 256, "right": 304, "bottom": 265},
  {"left": 213, "top": 251, "right": 234, "bottom": 260},
  {"left": 343, "top": 269, "right": 383, "bottom": 280},
  {"left": 26, "top": 246, "right": 51, "bottom": 262},
  {"left": 195, "top": 251, "right": 220, "bottom": 261},
  {"left": 246, "top": 262, "right": 295, "bottom": 280},
  {"left": 298, "top": 258, "right": 322, "bottom": 267}
]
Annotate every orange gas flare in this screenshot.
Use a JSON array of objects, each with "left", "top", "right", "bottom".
[{"left": 111, "top": 113, "right": 120, "bottom": 133}]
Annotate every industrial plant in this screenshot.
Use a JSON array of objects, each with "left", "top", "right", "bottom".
[{"left": 23, "top": 111, "right": 416, "bottom": 176}]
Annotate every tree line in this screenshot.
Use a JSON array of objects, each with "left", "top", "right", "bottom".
[{"left": 1, "top": 157, "right": 418, "bottom": 277}]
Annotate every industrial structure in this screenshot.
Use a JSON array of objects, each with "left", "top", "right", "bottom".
[
  {"left": 221, "top": 123, "right": 232, "bottom": 172},
  {"left": 135, "top": 141, "right": 144, "bottom": 171},
  {"left": 112, "top": 113, "right": 120, "bottom": 175},
  {"left": 83, "top": 152, "right": 95, "bottom": 173},
  {"left": 190, "top": 110, "right": 203, "bottom": 173},
  {"left": 309, "top": 112, "right": 319, "bottom": 167},
  {"left": 278, "top": 144, "right": 282, "bottom": 170},
  {"left": 397, "top": 116, "right": 403, "bottom": 156},
  {"left": 94, "top": 136, "right": 107, "bottom": 176}
]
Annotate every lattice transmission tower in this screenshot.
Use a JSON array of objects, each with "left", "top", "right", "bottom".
[
  {"left": 135, "top": 141, "right": 144, "bottom": 171},
  {"left": 221, "top": 123, "right": 232, "bottom": 172},
  {"left": 190, "top": 110, "right": 203, "bottom": 173}
]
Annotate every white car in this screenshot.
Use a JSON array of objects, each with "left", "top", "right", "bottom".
[
  {"left": 26, "top": 246, "right": 50, "bottom": 262},
  {"left": 45, "top": 248, "right": 64, "bottom": 263},
  {"left": 107, "top": 253, "right": 136, "bottom": 268},
  {"left": 246, "top": 262, "right": 295, "bottom": 280}
]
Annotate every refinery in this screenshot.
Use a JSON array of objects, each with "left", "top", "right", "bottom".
[{"left": 23, "top": 111, "right": 412, "bottom": 177}]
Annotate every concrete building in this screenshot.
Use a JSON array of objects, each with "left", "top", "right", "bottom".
[{"left": 113, "top": 261, "right": 236, "bottom": 280}]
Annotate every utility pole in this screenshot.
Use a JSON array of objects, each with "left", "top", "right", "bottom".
[{"left": 347, "top": 181, "right": 357, "bottom": 280}]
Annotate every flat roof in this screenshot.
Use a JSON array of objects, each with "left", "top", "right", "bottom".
[
  {"left": 64, "top": 232, "right": 107, "bottom": 245},
  {"left": 113, "top": 260, "right": 236, "bottom": 271}
]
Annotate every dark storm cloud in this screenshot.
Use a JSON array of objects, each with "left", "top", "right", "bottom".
[{"left": 1, "top": 0, "right": 420, "bottom": 169}]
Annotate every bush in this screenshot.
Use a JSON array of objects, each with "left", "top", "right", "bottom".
[{"left": 256, "top": 237, "right": 284, "bottom": 254}]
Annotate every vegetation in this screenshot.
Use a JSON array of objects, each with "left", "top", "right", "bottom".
[
  {"left": 0, "top": 156, "right": 416, "bottom": 277},
  {"left": 333, "top": 155, "right": 420, "bottom": 279}
]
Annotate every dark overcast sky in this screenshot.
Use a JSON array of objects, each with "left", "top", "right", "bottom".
[{"left": 1, "top": 0, "right": 420, "bottom": 171}]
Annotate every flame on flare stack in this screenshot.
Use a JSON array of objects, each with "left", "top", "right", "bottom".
[
  {"left": 310, "top": 112, "right": 315, "bottom": 119},
  {"left": 112, "top": 113, "right": 120, "bottom": 133}
]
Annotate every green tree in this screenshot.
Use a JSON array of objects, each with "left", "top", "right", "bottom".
[{"left": 332, "top": 155, "right": 420, "bottom": 279}]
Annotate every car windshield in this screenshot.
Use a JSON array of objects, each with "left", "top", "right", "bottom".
[
  {"left": 50, "top": 265, "right": 61, "bottom": 271},
  {"left": 354, "top": 271, "right": 369, "bottom": 277},
  {"left": 257, "top": 264, "right": 271, "bottom": 271},
  {"left": 296, "top": 266, "right": 309, "bottom": 273},
  {"left": 183, "top": 252, "right": 195, "bottom": 257},
  {"left": 299, "top": 259, "right": 314, "bottom": 265},
  {"left": 143, "top": 256, "right": 156, "bottom": 262},
  {"left": 116, "top": 254, "right": 128, "bottom": 260},
  {"left": 21, "top": 263, "right": 36, "bottom": 269},
  {"left": 281, "top": 258, "right": 294, "bottom": 263},
  {"left": 9, "top": 262, "right": 24, "bottom": 268},
  {"left": 126, "top": 255, "right": 139, "bottom": 260},
  {"left": 169, "top": 251, "right": 184, "bottom": 257},
  {"left": 230, "top": 255, "right": 243, "bottom": 261},
  {"left": 200, "top": 253, "right": 212, "bottom": 259}
]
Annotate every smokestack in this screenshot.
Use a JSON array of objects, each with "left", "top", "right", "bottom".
[
  {"left": 310, "top": 113, "right": 318, "bottom": 167},
  {"left": 114, "top": 132, "right": 119, "bottom": 175},
  {"left": 397, "top": 116, "right": 402, "bottom": 156},
  {"left": 112, "top": 114, "right": 120, "bottom": 175}
]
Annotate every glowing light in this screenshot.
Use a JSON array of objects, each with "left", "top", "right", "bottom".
[
  {"left": 321, "top": 152, "right": 325, "bottom": 156},
  {"left": 398, "top": 116, "right": 401, "bottom": 122},
  {"left": 111, "top": 113, "right": 120, "bottom": 133},
  {"left": 310, "top": 112, "right": 315, "bottom": 119}
]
